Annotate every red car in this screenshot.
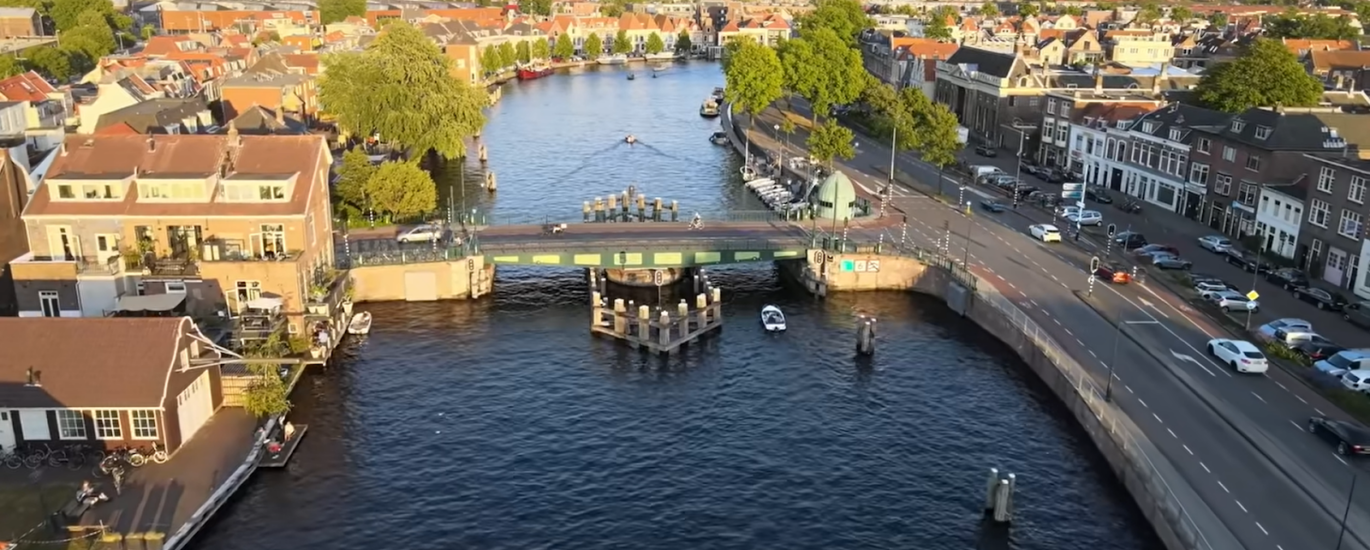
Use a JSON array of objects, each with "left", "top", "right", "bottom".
[{"left": 1094, "top": 262, "right": 1132, "bottom": 284}]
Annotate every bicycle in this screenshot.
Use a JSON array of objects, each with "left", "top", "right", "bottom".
[
  {"left": 23, "top": 443, "right": 59, "bottom": 469},
  {"left": 110, "top": 465, "right": 125, "bottom": 495},
  {"left": 2, "top": 448, "right": 22, "bottom": 469},
  {"left": 141, "top": 443, "right": 169, "bottom": 465}
]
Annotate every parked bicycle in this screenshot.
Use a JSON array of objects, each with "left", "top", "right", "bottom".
[{"left": 2, "top": 448, "right": 23, "bottom": 469}]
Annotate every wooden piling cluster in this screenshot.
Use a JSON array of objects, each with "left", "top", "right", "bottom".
[
  {"left": 587, "top": 268, "right": 723, "bottom": 354},
  {"left": 983, "top": 468, "right": 1017, "bottom": 524},
  {"left": 583, "top": 186, "right": 680, "bottom": 222},
  {"left": 856, "top": 315, "right": 877, "bottom": 355}
]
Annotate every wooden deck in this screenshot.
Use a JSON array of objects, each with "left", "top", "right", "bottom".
[{"left": 258, "top": 425, "right": 309, "bottom": 468}]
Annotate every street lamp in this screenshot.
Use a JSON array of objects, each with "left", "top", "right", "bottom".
[
  {"left": 1106, "top": 311, "right": 1122, "bottom": 401},
  {"left": 962, "top": 201, "right": 973, "bottom": 267},
  {"left": 1337, "top": 473, "right": 1357, "bottom": 550}
]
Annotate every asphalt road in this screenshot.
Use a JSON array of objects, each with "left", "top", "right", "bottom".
[
  {"left": 746, "top": 102, "right": 1370, "bottom": 550},
  {"left": 340, "top": 221, "right": 825, "bottom": 255}
]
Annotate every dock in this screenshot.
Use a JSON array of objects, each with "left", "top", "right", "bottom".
[
  {"left": 258, "top": 424, "right": 309, "bottom": 468},
  {"left": 588, "top": 268, "right": 723, "bottom": 354}
]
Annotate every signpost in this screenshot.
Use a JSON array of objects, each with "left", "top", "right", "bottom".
[
  {"left": 1105, "top": 223, "right": 1116, "bottom": 258},
  {"left": 1245, "top": 289, "right": 1260, "bottom": 328},
  {"left": 1088, "top": 256, "right": 1100, "bottom": 297},
  {"left": 1062, "top": 183, "right": 1084, "bottom": 200}
]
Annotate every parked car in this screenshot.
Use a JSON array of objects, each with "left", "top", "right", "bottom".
[
  {"left": 1030, "top": 224, "right": 1062, "bottom": 243},
  {"left": 1189, "top": 273, "right": 1229, "bottom": 287},
  {"left": 397, "top": 225, "right": 446, "bottom": 243},
  {"left": 980, "top": 199, "right": 1007, "bottom": 213},
  {"left": 1222, "top": 247, "right": 1271, "bottom": 273},
  {"left": 1152, "top": 254, "right": 1192, "bottom": 270},
  {"left": 1066, "top": 210, "right": 1103, "bottom": 226},
  {"left": 1256, "top": 318, "right": 1313, "bottom": 342},
  {"left": 1344, "top": 371, "right": 1370, "bottom": 393},
  {"left": 1094, "top": 262, "right": 1132, "bottom": 284},
  {"left": 1056, "top": 205, "right": 1081, "bottom": 218},
  {"left": 1042, "top": 169, "right": 1069, "bottom": 183},
  {"left": 1197, "top": 235, "right": 1232, "bottom": 253},
  {"left": 1133, "top": 244, "right": 1179, "bottom": 259},
  {"left": 1294, "top": 340, "right": 1344, "bottom": 362},
  {"left": 1293, "top": 286, "right": 1350, "bottom": 311},
  {"left": 1345, "top": 302, "right": 1370, "bottom": 330},
  {"left": 1266, "top": 267, "right": 1310, "bottom": 290},
  {"left": 1206, "top": 338, "right": 1268, "bottom": 373},
  {"left": 1020, "top": 162, "right": 1044, "bottom": 177},
  {"left": 1307, "top": 416, "right": 1370, "bottom": 456},
  {"left": 975, "top": 144, "right": 997, "bottom": 157},
  {"left": 1197, "top": 281, "right": 1237, "bottom": 298},
  {"left": 1208, "top": 290, "right": 1259, "bottom": 312},
  {"left": 1086, "top": 189, "right": 1114, "bottom": 204},
  {"left": 1314, "top": 349, "right": 1370, "bottom": 377},
  {"left": 1272, "top": 327, "right": 1329, "bottom": 349},
  {"left": 1114, "top": 231, "right": 1148, "bottom": 250}
]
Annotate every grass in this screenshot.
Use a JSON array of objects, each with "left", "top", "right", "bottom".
[{"left": 0, "top": 479, "right": 81, "bottom": 545}]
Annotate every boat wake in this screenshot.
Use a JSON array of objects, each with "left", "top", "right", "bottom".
[
  {"left": 630, "top": 141, "right": 711, "bottom": 167},
  {"left": 555, "top": 141, "right": 630, "bottom": 178}
]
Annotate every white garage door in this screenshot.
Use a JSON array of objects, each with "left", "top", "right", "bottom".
[{"left": 177, "top": 371, "right": 213, "bottom": 445}]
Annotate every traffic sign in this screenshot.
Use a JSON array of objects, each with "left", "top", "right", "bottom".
[
  {"left": 1062, "top": 183, "right": 1083, "bottom": 200},
  {"left": 1245, "top": 301, "right": 1258, "bottom": 310},
  {"left": 1090, "top": 256, "right": 1100, "bottom": 272},
  {"left": 1107, "top": 223, "right": 1117, "bottom": 238},
  {"left": 1246, "top": 290, "right": 1260, "bottom": 301}
]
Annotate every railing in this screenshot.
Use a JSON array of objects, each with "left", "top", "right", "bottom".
[
  {"left": 479, "top": 238, "right": 808, "bottom": 254},
  {"left": 463, "top": 209, "right": 807, "bottom": 226}
]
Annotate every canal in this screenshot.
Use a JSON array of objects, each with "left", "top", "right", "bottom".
[{"left": 192, "top": 62, "right": 1161, "bottom": 550}]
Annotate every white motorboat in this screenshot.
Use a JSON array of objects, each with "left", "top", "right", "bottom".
[
  {"left": 646, "top": 52, "right": 676, "bottom": 61},
  {"left": 740, "top": 165, "right": 759, "bottom": 180},
  {"left": 347, "top": 311, "right": 373, "bottom": 335},
  {"left": 761, "top": 305, "right": 786, "bottom": 332},
  {"left": 597, "top": 54, "right": 628, "bottom": 65}
]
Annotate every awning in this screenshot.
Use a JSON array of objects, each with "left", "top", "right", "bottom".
[
  {"left": 116, "top": 293, "right": 187, "bottom": 313},
  {"left": 245, "top": 297, "right": 284, "bottom": 311}
]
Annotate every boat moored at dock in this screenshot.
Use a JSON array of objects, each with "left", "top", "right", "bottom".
[
  {"left": 597, "top": 54, "right": 629, "bottom": 65},
  {"left": 699, "top": 99, "right": 720, "bottom": 118},
  {"left": 517, "top": 64, "right": 554, "bottom": 80}
]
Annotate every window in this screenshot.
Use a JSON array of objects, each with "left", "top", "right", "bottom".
[
  {"left": 138, "top": 181, "right": 204, "bottom": 200},
  {"left": 1238, "top": 182, "right": 1259, "bottom": 205},
  {"left": 307, "top": 214, "right": 317, "bottom": 246},
  {"left": 1351, "top": 175, "right": 1366, "bottom": 204},
  {"left": 1310, "top": 198, "right": 1331, "bottom": 228},
  {"left": 1159, "top": 148, "right": 1186, "bottom": 177},
  {"left": 1190, "top": 163, "right": 1210, "bottom": 186},
  {"left": 223, "top": 183, "right": 288, "bottom": 202},
  {"left": 235, "top": 280, "right": 262, "bottom": 304},
  {"left": 1169, "top": 128, "right": 1182, "bottom": 142},
  {"left": 260, "top": 224, "right": 286, "bottom": 256},
  {"left": 1196, "top": 137, "right": 1211, "bottom": 154},
  {"left": 1254, "top": 126, "right": 1271, "bottom": 140},
  {"left": 56, "top": 410, "right": 86, "bottom": 439},
  {"left": 165, "top": 281, "right": 187, "bottom": 294},
  {"left": 1319, "top": 167, "right": 1337, "bottom": 193},
  {"left": 1222, "top": 146, "right": 1236, "bottom": 162},
  {"left": 1143, "top": 121, "right": 1158, "bottom": 133},
  {"left": 1245, "top": 154, "right": 1262, "bottom": 171},
  {"left": 93, "top": 410, "right": 122, "bottom": 439},
  {"left": 1231, "top": 119, "right": 1245, "bottom": 133},
  {"left": 1046, "top": 98, "right": 1056, "bottom": 115},
  {"left": 56, "top": 184, "right": 74, "bottom": 199},
  {"left": 38, "top": 290, "right": 58, "bottom": 317},
  {"left": 130, "top": 410, "right": 158, "bottom": 439},
  {"left": 1214, "top": 173, "right": 1233, "bottom": 196},
  {"left": 1339, "top": 209, "right": 1363, "bottom": 240}
]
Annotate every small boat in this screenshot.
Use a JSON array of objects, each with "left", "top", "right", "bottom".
[
  {"left": 709, "top": 131, "right": 729, "bottom": 145},
  {"left": 516, "top": 64, "right": 554, "bottom": 80},
  {"left": 625, "top": 134, "right": 637, "bottom": 144},
  {"left": 597, "top": 54, "right": 629, "bottom": 65},
  {"left": 653, "top": 66, "right": 667, "bottom": 72},
  {"left": 711, "top": 87, "right": 725, "bottom": 102},
  {"left": 627, "top": 73, "right": 636, "bottom": 80},
  {"left": 645, "top": 52, "right": 676, "bottom": 61},
  {"left": 699, "top": 99, "right": 720, "bottom": 118},
  {"left": 740, "top": 165, "right": 759, "bottom": 180},
  {"left": 652, "top": 72, "right": 657, "bottom": 79},
  {"left": 347, "top": 311, "right": 372, "bottom": 335},
  {"left": 761, "top": 305, "right": 786, "bottom": 332}
]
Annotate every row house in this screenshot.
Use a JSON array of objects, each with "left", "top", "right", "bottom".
[
  {"left": 76, "top": 72, "right": 165, "bottom": 135},
  {"left": 1031, "top": 28, "right": 1103, "bottom": 67},
  {"left": 1254, "top": 183, "right": 1305, "bottom": 261},
  {"left": 1306, "top": 50, "right": 1370, "bottom": 93},
  {"left": 716, "top": 13, "right": 791, "bottom": 48},
  {"left": 9, "top": 130, "right": 340, "bottom": 337},
  {"left": 0, "top": 71, "right": 71, "bottom": 154},
  {"left": 1103, "top": 29, "right": 1173, "bottom": 66},
  {"left": 1111, "top": 103, "right": 1229, "bottom": 218},
  {"left": 90, "top": 98, "right": 216, "bottom": 135},
  {"left": 1297, "top": 154, "right": 1370, "bottom": 293},
  {"left": 1038, "top": 74, "right": 1164, "bottom": 170},
  {"left": 895, "top": 41, "right": 960, "bottom": 99},
  {"left": 423, "top": 19, "right": 509, "bottom": 85},
  {"left": 219, "top": 53, "right": 319, "bottom": 123}
]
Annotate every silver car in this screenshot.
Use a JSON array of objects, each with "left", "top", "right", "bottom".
[
  {"left": 1209, "top": 290, "right": 1259, "bottom": 312},
  {"left": 1197, "top": 235, "right": 1232, "bottom": 253},
  {"left": 1256, "top": 318, "right": 1313, "bottom": 342},
  {"left": 397, "top": 225, "right": 445, "bottom": 243}
]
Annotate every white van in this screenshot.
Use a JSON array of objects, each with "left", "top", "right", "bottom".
[
  {"left": 1315, "top": 349, "right": 1370, "bottom": 377},
  {"left": 970, "top": 165, "right": 1005, "bottom": 179}
]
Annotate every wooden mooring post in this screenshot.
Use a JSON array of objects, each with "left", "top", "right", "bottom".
[{"left": 589, "top": 282, "right": 724, "bottom": 355}]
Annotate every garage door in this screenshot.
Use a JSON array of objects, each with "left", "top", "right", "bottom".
[
  {"left": 404, "top": 271, "right": 438, "bottom": 301},
  {"left": 177, "top": 371, "right": 213, "bottom": 445}
]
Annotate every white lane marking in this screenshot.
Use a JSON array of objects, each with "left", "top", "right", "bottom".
[
  {"left": 1076, "top": 338, "right": 1086, "bottom": 346},
  {"left": 1183, "top": 444, "right": 1194, "bottom": 455},
  {"left": 1336, "top": 454, "right": 1349, "bottom": 466},
  {"left": 1170, "top": 350, "right": 1217, "bottom": 377},
  {"left": 1251, "top": 391, "right": 1266, "bottom": 404},
  {"left": 1290, "top": 420, "right": 1304, "bottom": 431},
  {"left": 1105, "top": 286, "right": 1234, "bottom": 379},
  {"left": 1167, "top": 428, "right": 1178, "bottom": 438},
  {"left": 1296, "top": 395, "right": 1308, "bottom": 404},
  {"left": 1124, "top": 320, "right": 1160, "bottom": 325},
  {"left": 1088, "top": 350, "right": 1098, "bottom": 357},
  {"left": 1053, "top": 318, "right": 1062, "bottom": 326},
  {"left": 1275, "top": 381, "right": 1288, "bottom": 391},
  {"left": 1200, "top": 462, "right": 1211, "bottom": 473},
  {"left": 1153, "top": 413, "right": 1163, "bottom": 423},
  {"left": 1138, "top": 398, "right": 1149, "bottom": 408},
  {"left": 1050, "top": 274, "right": 1059, "bottom": 281},
  {"left": 1256, "top": 522, "right": 1268, "bottom": 535},
  {"left": 1125, "top": 385, "right": 1134, "bottom": 394},
  {"left": 1007, "top": 282, "right": 1018, "bottom": 289},
  {"left": 1064, "top": 328, "right": 1074, "bottom": 336},
  {"left": 1139, "top": 284, "right": 1212, "bottom": 338},
  {"left": 1029, "top": 299, "right": 1040, "bottom": 307},
  {"left": 1317, "top": 408, "right": 1326, "bottom": 415},
  {"left": 1218, "top": 480, "right": 1230, "bottom": 493},
  {"left": 1235, "top": 500, "right": 1248, "bottom": 513}
]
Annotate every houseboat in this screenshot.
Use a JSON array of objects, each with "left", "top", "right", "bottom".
[
  {"left": 517, "top": 63, "right": 554, "bottom": 80},
  {"left": 597, "top": 54, "right": 629, "bottom": 65},
  {"left": 699, "top": 99, "right": 720, "bottom": 118}
]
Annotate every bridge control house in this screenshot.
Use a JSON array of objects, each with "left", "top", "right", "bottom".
[{"left": 8, "top": 129, "right": 340, "bottom": 338}]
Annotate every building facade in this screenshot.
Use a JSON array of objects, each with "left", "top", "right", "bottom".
[
  {"left": 1298, "top": 154, "right": 1370, "bottom": 290},
  {"left": 1254, "top": 185, "right": 1305, "bottom": 260}
]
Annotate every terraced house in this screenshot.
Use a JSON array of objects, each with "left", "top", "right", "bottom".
[{"left": 8, "top": 129, "right": 338, "bottom": 337}]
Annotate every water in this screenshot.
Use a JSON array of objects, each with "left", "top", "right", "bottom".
[{"left": 191, "top": 64, "right": 1161, "bottom": 549}]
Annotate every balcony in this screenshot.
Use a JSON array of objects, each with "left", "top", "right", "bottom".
[
  {"left": 12, "top": 252, "right": 126, "bottom": 277},
  {"left": 144, "top": 253, "right": 200, "bottom": 277},
  {"left": 306, "top": 266, "right": 352, "bottom": 319},
  {"left": 199, "top": 239, "right": 302, "bottom": 263}
]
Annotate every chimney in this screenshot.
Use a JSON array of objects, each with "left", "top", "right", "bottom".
[
  {"left": 59, "top": 141, "right": 66, "bottom": 156},
  {"left": 1335, "top": 73, "right": 1346, "bottom": 91},
  {"left": 147, "top": 137, "right": 156, "bottom": 152},
  {"left": 227, "top": 120, "right": 239, "bottom": 145},
  {"left": 1152, "top": 69, "right": 1165, "bottom": 95},
  {"left": 26, "top": 367, "right": 40, "bottom": 387}
]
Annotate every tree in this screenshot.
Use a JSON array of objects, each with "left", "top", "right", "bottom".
[
  {"left": 675, "top": 29, "right": 692, "bottom": 53},
  {"left": 1208, "top": 12, "right": 1228, "bottom": 28},
  {"left": 925, "top": 7, "right": 956, "bottom": 40},
  {"left": 1063, "top": 5, "right": 1083, "bottom": 16},
  {"left": 139, "top": 23, "right": 155, "bottom": 40},
  {"left": 1019, "top": 3, "right": 1038, "bottom": 17},
  {"left": 645, "top": 31, "right": 664, "bottom": 55},
  {"left": 612, "top": 29, "right": 631, "bottom": 55},
  {"left": 319, "top": 0, "right": 365, "bottom": 25},
  {"left": 26, "top": 47, "right": 72, "bottom": 81},
  {"left": 1135, "top": 2, "right": 1161, "bottom": 23},
  {"left": 515, "top": 40, "right": 531, "bottom": 64},
  {"left": 1194, "top": 38, "right": 1323, "bottom": 113},
  {"left": 319, "top": 22, "right": 488, "bottom": 160},
  {"left": 584, "top": 33, "right": 603, "bottom": 57},
  {"left": 1171, "top": 5, "right": 1192, "bottom": 22},
  {"left": 807, "top": 121, "right": 855, "bottom": 168},
  {"left": 50, "top": 0, "right": 113, "bottom": 32},
  {"left": 365, "top": 161, "right": 438, "bottom": 220},
  {"left": 531, "top": 38, "right": 549, "bottom": 60},
  {"left": 334, "top": 148, "right": 377, "bottom": 213},
  {"left": 801, "top": 0, "right": 872, "bottom": 43},
  {"left": 61, "top": 11, "right": 117, "bottom": 64},
  {"left": 723, "top": 38, "right": 784, "bottom": 132},
  {"left": 497, "top": 41, "right": 516, "bottom": 68},
  {"left": 480, "top": 46, "right": 501, "bottom": 74},
  {"left": 521, "top": 0, "right": 551, "bottom": 16},
  {"left": 1262, "top": 11, "right": 1358, "bottom": 40},
  {"left": 242, "top": 363, "right": 292, "bottom": 419},
  {"left": 552, "top": 36, "right": 575, "bottom": 60},
  {"left": 0, "top": 56, "right": 20, "bottom": 79},
  {"left": 780, "top": 28, "right": 865, "bottom": 125},
  {"left": 979, "top": 2, "right": 999, "bottom": 17},
  {"left": 912, "top": 100, "right": 962, "bottom": 196}
]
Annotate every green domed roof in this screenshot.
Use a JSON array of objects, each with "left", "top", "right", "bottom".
[{"left": 813, "top": 171, "right": 857, "bottom": 222}]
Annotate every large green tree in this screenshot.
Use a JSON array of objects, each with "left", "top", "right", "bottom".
[
  {"left": 365, "top": 161, "right": 438, "bottom": 220},
  {"left": 61, "top": 11, "right": 117, "bottom": 64},
  {"left": 49, "top": 0, "right": 113, "bottom": 32},
  {"left": 531, "top": 38, "right": 549, "bottom": 60},
  {"left": 0, "top": 56, "right": 20, "bottom": 79},
  {"left": 553, "top": 36, "right": 575, "bottom": 60},
  {"left": 675, "top": 30, "right": 692, "bottom": 53},
  {"left": 26, "top": 46, "right": 73, "bottom": 81},
  {"left": 319, "top": 0, "right": 365, "bottom": 25},
  {"left": 612, "top": 29, "right": 631, "bottom": 55},
  {"left": 800, "top": 0, "right": 872, "bottom": 43},
  {"left": 925, "top": 7, "right": 955, "bottom": 40},
  {"left": 979, "top": 2, "right": 999, "bottom": 17},
  {"left": 779, "top": 28, "right": 865, "bottom": 125},
  {"left": 1019, "top": 3, "right": 1038, "bottom": 16},
  {"left": 334, "top": 148, "right": 377, "bottom": 213},
  {"left": 521, "top": 0, "right": 551, "bottom": 16},
  {"left": 1170, "top": 5, "right": 1192, "bottom": 22},
  {"left": 1263, "top": 10, "right": 1358, "bottom": 40},
  {"left": 723, "top": 37, "right": 784, "bottom": 130},
  {"left": 911, "top": 97, "right": 962, "bottom": 196},
  {"left": 515, "top": 40, "right": 531, "bottom": 64},
  {"left": 497, "top": 41, "right": 516, "bottom": 68},
  {"left": 1194, "top": 38, "right": 1323, "bottom": 113},
  {"left": 480, "top": 46, "right": 501, "bottom": 74},
  {"left": 807, "top": 121, "right": 855, "bottom": 168},
  {"left": 645, "top": 31, "right": 664, "bottom": 55},
  {"left": 319, "top": 22, "right": 488, "bottom": 160},
  {"left": 585, "top": 33, "right": 603, "bottom": 57}
]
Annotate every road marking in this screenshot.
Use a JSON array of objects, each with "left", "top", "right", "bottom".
[
  {"left": 1290, "top": 420, "right": 1304, "bottom": 431},
  {"left": 1076, "top": 338, "right": 1086, "bottom": 346},
  {"left": 1029, "top": 299, "right": 1040, "bottom": 307},
  {"left": 1124, "top": 320, "right": 1160, "bottom": 325},
  {"left": 1336, "top": 454, "right": 1349, "bottom": 466},
  {"left": 1275, "top": 381, "right": 1288, "bottom": 391},
  {"left": 1167, "top": 428, "right": 1177, "bottom": 438},
  {"left": 1250, "top": 391, "right": 1266, "bottom": 404},
  {"left": 1235, "top": 500, "right": 1248, "bottom": 513},
  {"left": 1296, "top": 395, "right": 1308, "bottom": 404},
  {"left": 1053, "top": 318, "right": 1062, "bottom": 326},
  {"left": 1064, "top": 328, "right": 1074, "bottom": 336},
  {"left": 1088, "top": 350, "right": 1098, "bottom": 357},
  {"left": 1317, "top": 408, "right": 1326, "bottom": 415},
  {"left": 1138, "top": 398, "right": 1148, "bottom": 408},
  {"left": 1170, "top": 350, "right": 1217, "bottom": 377},
  {"left": 1125, "top": 385, "right": 1134, "bottom": 394},
  {"left": 1218, "top": 480, "right": 1230, "bottom": 493},
  {"left": 1256, "top": 522, "right": 1268, "bottom": 535},
  {"left": 1183, "top": 444, "right": 1193, "bottom": 455},
  {"left": 1152, "top": 413, "right": 1163, "bottom": 423},
  {"left": 1112, "top": 373, "right": 1120, "bottom": 380},
  {"left": 1200, "top": 462, "right": 1211, "bottom": 473},
  {"left": 1007, "top": 282, "right": 1018, "bottom": 289}
]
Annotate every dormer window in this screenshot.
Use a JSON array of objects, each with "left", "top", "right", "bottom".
[
  {"left": 1142, "top": 121, "right": 1158, "bottom": 133},
  {"left": 222, "top": 175, "right": 294, "bottom": 202},
  {"left": 1254, "top": 125, "right": 1271, "bottom": 140},
  {"left": 1117, "top": 120, "right": 1131, "bottom": 130},
  {"left": 52, "top": 181, "right": 124, "bottom": 201},
  {"left": 1168, "top": 128, "right": 1182, "bottom": 141},
  {"left": 1231, "top": 119, "right": 1245, "bottom": 132}
]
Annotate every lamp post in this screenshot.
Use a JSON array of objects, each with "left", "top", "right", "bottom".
[
  {"left": 1106, "top": 311, "right": 1122, "bottom": 401},
  {"left": 962, "top": 202, "right": 973, "bottom": 267},
  {"left": 1337, "top": 473, "right": 1358, "bottom": 550},
  {"left": 1012, "top": 131, "right": 1026, "bottom": 209},
  {"left": 774, "top": 123, "right": 782, "bottom": 171}
]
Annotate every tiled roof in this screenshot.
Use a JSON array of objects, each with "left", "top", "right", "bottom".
[
  {"left": 1309, "top": 50, "right": 1370, "bottom": 73},
  {"left": 943, "top": 46, "right": 1017, "bottom": 78},
  {"left": 0, "top": 71, "right": 54, "bottom": 102},
  {"left": 1200, "top": 107, "right": 1370, "bottom": 152},
  {"left": 95, "top": 97, "right": 208, "bottom": 134},
  {"left": 24, "top": 134, "right": 327, "bottom": 218},
  {"left": 0, "top": 317, "right": 187, "bottom": 409},
  {"left": 1129, "top": 103, "right": 1231, "bottom": 146}
]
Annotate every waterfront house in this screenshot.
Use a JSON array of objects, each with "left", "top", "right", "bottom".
[
  {"left": 0, "top": 317, "right": 223, "bottom": 454},
  {"left": 8, "top": 129, "right": 343, "bottom": 340}
]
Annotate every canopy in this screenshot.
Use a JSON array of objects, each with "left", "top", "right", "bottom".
[
  {"left": 245, "top": 296, "right": 284, "bottom": 311},
  {"left": 115, "top": 293, "right": 186, "bottom": 313}
]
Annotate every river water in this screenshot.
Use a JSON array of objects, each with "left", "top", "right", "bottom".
[{"left": 192, "top": 62, "right": 1161, "bottom": 550}]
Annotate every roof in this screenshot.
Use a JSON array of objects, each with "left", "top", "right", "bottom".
[
  {"left": 1130, "top": 103, "right": 1231, "bottom": 146},
  {"left": 94, "top": 97, "right": 209, "bottom": 134},
  {"left": 24, "top": 134, "right": 328, "bottom": 218},
  {"left": 0, "top": 317, "right": 188, "bottom": 409},
  {"left": 943, "top": 46, "right": 1019, "bottom": 79},
  {"left": 0, "top": 7, "right": 35, "bottom": 17},
  {"left": 0, "top": 71, "right": 55, "bottom": 103},
  {"left": 1199, "top": 107, "right": 1370, "bottom": 153},
  {"left": 1308, "top": 50, "right": 1370, "bottom": 74},
  {"left": 227, "top": 105, "right": 309, "bottom": 135}
]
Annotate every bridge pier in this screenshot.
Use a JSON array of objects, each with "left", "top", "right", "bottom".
[{"left": 589, "top": 268, "right": 723, "bottom": 355}]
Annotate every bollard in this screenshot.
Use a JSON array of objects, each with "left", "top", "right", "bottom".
[
  {"left": 654, "top": 197, "right": 663, "bottom": 222},
  {"left": 711, "top": 287, "right": 721, "bottom": 304},
  {"left": 658, "top": 311, "right": 672, "bottom": 349},
  {"left": 592, "top": 291, "right": 604, "bottom": 326},
  {"left": 671, "top": 200, "right": 679, "bottom": 222},
  {"left": 992, "top": 479, "right": 1013, "bottom": 523},
  {"left": 583, "top": 201, "right": 592, "bottom": 223},
  {"left": 613, "top": 299, "right": 626, "bottom": 334},
  {"left": 637, "top": 194, "right": 647, "bottom": 222},
  {"left": 591, "top": 290, "right": 601, "bottom": 307},
  {"left": 696, "top": 292, "right": 708, "bottom": 317},
  {"left": 983, "top": 468, "right": 1000, "bottom": 511},
  {"left": 856, "top": 318, "right": 875, "bottom": 355},
  {"left": 678, "top": 299, "right": 689, "bottom": 325},
  {"left": 594, "top": 198, "right": 606, "bottom": 223},
  {"left": 638, "top": 305, "right": 651, "bottom": 338},
  {"left": 621, "top": 191, "right": 630, "bottom": 217},
  {"left": 478, "top": 143, "right": 488, "bottom": 163},
  {"left": 607, "top": 195, "right": 618, "bottom": 222},
  {"left": 485, "top": 171, "right": 497, "bottom": 192},
  {"left": 877, "top": 233, "right": 884, "bottom": 254},
  {"left": 1087, "top": 273, "right": 1095, "bottom": 296}
]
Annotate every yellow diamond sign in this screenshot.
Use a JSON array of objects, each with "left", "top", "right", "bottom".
[{"left": 1246, "top": 290, "right": 1260, "bottom": 301}]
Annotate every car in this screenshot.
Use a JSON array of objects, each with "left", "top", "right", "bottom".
[
  {"left": 397, "top": 225, "right": 445, "bottom": 243},
  {"left": 1030, "top": 224, "right": 1062, "bottom": 242},
  {"left": 1208, "top": 290, "right": 1259, "bottom": 312},
  {"left": 1294, "top": 340, "right": 1344, "bottom": 362},
  {"left": 1188, "top": 273, "right": 1228, "bottom": 287},
  {"left": 1196, "top": 281, "right": 1236, "bottom": 298},
  {"left": 1346, "top": 301, "right": 1370, "bottom": 330},
  {"left": 1222, "top": 247, "right": 1270, "bottom": 273},
  {"left": 1256, "top": 318, "right": 1313, "bottom": 342},
  {"left": 1314, "top": 350, "right": 1370, "bottom": 377},
  {"left": 1056, "top": 205, "right": 1081, "bottom": 218},
  {"left": 1206, "top": 338, "right": 1268, "bottom": 373},
  {"left": 1114, "top": 231, "right": 1148, "bottom": 249},
  {"left": 1066, "top": 210, "right": 1103, "bottom": 226},
  {"left": 975, "top": 144, "right": 997, "bottom": 157},
  {"left": 1020, "top": 162, "right": 1044, "bottom": 177},
  {"left": 1293, "top": 286, "right": 1350, "bottom": 311},
  {"left": 1344, "top": 370, "right": 1370, "bottom": 392},
  {"left": 1265, "top": 267, "right": 1310, "bottom": 290},
  {"left": 1152, "top": 254, "right": 1192, "bottom": 270},
  {"left": 1307, "top": 416, "right": 1370, "bottom": 456},
  {"left": 1197, "top": 235, "right": 1232, "bottom": 253},
  {"left": 1086, "top": 189, "right": 1114, "bottom": 204},
  {"left": 980, "top": 199, "right": 1007, "bottom": 213},
  {"left": 1132, "top": 244, "right": 1179, "bottom": 259},
  {"left": 1094, "top": 262, "right": 1132, "bottom": 284},
  {"left": 1272, "top": 327, "right": 1328, "bottom": 349},
  {"left": 1042, "top": 169, "right": 1069, "bottom": 183}
]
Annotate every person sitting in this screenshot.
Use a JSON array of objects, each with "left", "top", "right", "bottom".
[
  {"left": 68, "top": 481, "right": 106, "bottom": 518},
  {"left": 284, "top": 421, "right": 297, "bottom": 442}
]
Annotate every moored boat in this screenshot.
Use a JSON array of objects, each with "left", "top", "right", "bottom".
[
  {"left": 625, "top": 134, "right": 638, "bottom": 144},
  {"left": 761, "top": 305, "right": 786, "bottom": 332},
  {"left": 627, "top": 73, "right": 636, "bottom": 80},
  {"left": 709, "top": 131, "right": 728, "bottom": 145},
  {"left": 597, "top": 54, "right": 629, "bottom": 65},
  {"left": 699, "top": 99, "right": 720, "bottom": 118},
  {"left": 517, "top": 64, "right": 554, "bottom": 80},
  {"left": 645, "top": 52, "right": 676, "bottom": 61},
  {"left": 711, "top": 87, "right": 725, "bottom": 102},
  {"left": 347, "top": 311, "right": 372, "bottom": 335}
]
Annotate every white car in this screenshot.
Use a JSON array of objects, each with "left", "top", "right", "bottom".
[
  {"left": 1195, "top": 281, "right": 1234, "bottom": 298},
  {"left": 397, "top": 225, "right": 445, "bottom": 243},
  {"left": 1208, "top": 290, "right": 1259, "bottom": 312},
  {"left": 1256, "top": 318, "right": 1313, "bottom": 343},
  {"left": 1030, "top": 224, "right": 1062, "bottom": 243},
  {"left": 1197, "top": 235, "right": 1233, "bottom": 253},
  {"left": 1207, "top": 338, "right": 1269, "bottom": 373},
  {"left": 1066, "top": 210, "right": 1103, "bottom": 226}
]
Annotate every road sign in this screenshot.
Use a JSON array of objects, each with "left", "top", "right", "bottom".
[
  {"left": 1090, "top": 256, "right": 1100, "bottom": 272},
  {"left": 855, "top": 260, "right": 868, "bottom": 272},
  {"left": 1107, "top": 223, "right": 1117, "bottom": 238},
  {"left": 1062, "top": 183, "right": 1083, "bottom": 200},
  {"left": 653, "top": 270, "right": 665, "bottom": 287},
  {"left": 1246, "top": 290, "right": 1260, "bottom": 301},
  {"left": 1245, "top": 301, "right": 1258, "bottom": 310},
  {"left": 840, "top": 259, "right": 855, "bottom": 272},
  {"left": 868, "top": 260, "right": 881, "bottom": 272}
]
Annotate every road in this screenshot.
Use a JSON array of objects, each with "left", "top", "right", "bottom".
[{"left": 735, "top": 101, "right": 1370, "bottom": 550}]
